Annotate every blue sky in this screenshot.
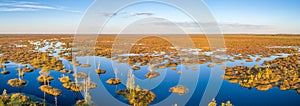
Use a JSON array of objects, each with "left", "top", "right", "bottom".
[{"left": 0, "top": 0, "right": 299, "bottom": 34}]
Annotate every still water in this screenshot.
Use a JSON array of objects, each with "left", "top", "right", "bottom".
[{"left": 1, "top": 53, "right": 300, "bottom": 106}]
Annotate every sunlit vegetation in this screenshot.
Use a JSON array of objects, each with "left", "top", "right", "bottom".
[
  {"left": 7, "top": 78, "right": 26, "bottom": 87},
  {"left": 76, "top": 100, "right": 89, "bottom": 106},
  {"left": 40, "top": 85, "right": 62, "bottom": 97},
  {"left": 1, "top": 70, "right": 10, "bottom": 75},
  {"left": 106, "top": 78, "right": 121, "bottom": 85},
  {"left": 95, "top": 61, "right": 106, "bottom": 74},
  {"left": 73, "top": 72, "right": 88, "bottom": 79},
  {"left": 59, "top": 75, "right": 71, "bottom": 83},
  {"left": 62, "top": 82, "right": 83, "bottom": 92},
  {"left": 170, "top": 85, "right": 188, "bottom": 95},
  {"left": 80, "top": 64, "right": 91, "bottom": 68},
  {"left": 177, "top": 71, "right": 182, "bottom": 75},
  {"left": 0, "top": 59, "right": 10, "bottom": 75},
  {"left": 132, "top": 65, "right": 141, "bottom": 70},
  {"left": 223, "top": 55, "right": 300, "bottom": 92},
  {"left": 145, "top": 71, "right": 160, "bottom": 79},
  {"left": 37, "top": 75, "right": 54, "bottom": 83},
  {"left": 0, "top": 89, "right": 45, "bottom": 106},
  {"left": 82, "top": 81, "right": 97, "bottom": 89},
  {"left": 208, "top": 98, "right": 233, "bottom": 106},
  {"left": 191, "top": 67, "right": 198, "bottom": 71},
  {"left": 117, "top": 85, "right": 156, "bottom": 106},
  {"left": 208, "top": 64, "right": 214, "bottom": 68},
  {"left": 59, "top": 69, "right": 73, "bottom": 74},
  {"left": 95, "top": 69, "right": 106, "bottom": 74}
]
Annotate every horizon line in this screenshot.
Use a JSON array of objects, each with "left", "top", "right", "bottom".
[{"left": 0, "top": 33, "right": 300, "bottom": 35}]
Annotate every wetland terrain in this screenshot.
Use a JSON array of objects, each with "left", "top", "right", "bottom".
[{"left": 0, "top": 34, "right": 300, "bottom": 106}]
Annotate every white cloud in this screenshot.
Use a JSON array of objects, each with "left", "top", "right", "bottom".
[
  {"left": 97, "top": 12, "right": 127, "bottom": 17},
  {"left": 97, "top": 11, "right": 154, "bottom": 18},
  {"left": 129, "top": 12, "right": 154, "bottom": 16},
  {"left": 0, "top": 1, "right": 81, "bottom": 13},
  {"left": 15, "top": 4, "right": 56, "bottom": 10},
  {"left": 0, "top": 7, "right": 36, "bottom": 12}
]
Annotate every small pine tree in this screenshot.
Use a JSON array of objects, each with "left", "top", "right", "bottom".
[
  {"left": 41, "top": 66, "right": 50, "bottom": 73},
  {"left": 254, "top": 64, "right": 259, "bottom": 69},
  {"left": 51, "top": 57, "right": 57, "bottom": 64},
  {"left": 32, "top": 58, "right": 39, "bottom": 64},
  {"left": 208, "top": 98, "right": 217, "bottom": 106},
  {"left": 221, "top": 102, "right": 225, "bottom": 106},
  {"left": 226, "top": 101, "right": 233, "bottom": 106},
  {"left": 135, "top": 85, "right": 141, "bottom": 92},
  {"left": 2, "top": 89, "right": 7, "bottom": 96},
  {"left": 42, "top": 52, "right": 48, "bottom": 61}
]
